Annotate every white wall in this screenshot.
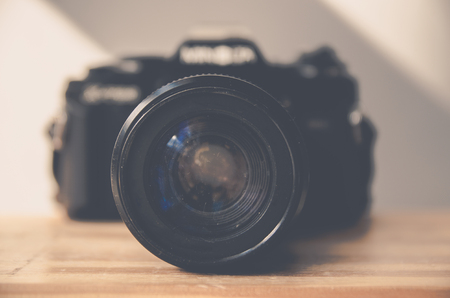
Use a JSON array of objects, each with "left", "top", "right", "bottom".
[
  {"left": 0, "top": 0, "right": 449, "bottom": 215},
  {"left": 0, "top": 0, "right": 111, "bottom": 215}
]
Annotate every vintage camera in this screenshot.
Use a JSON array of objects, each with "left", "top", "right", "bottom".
[{"left": 50, "top": 38, "right": 375, "bottom": 271}]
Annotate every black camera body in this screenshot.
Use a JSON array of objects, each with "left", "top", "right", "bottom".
[{"left": 51, "top": 38, "right": 375, "bottom": 270}]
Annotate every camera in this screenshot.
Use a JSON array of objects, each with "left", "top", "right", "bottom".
[{"left": 49, "top": 38, "right": 375, "bottom": 271}]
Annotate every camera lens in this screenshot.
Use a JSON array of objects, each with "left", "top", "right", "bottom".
[{"left": 111, "top": 75, "right": 308, "bottom": 270}]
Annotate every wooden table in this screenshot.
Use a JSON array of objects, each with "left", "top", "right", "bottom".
[{"left": 1, "top": 211, "right": 449, "bottom": 297}]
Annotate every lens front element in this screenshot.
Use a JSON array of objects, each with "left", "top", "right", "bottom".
[
  {"left": 148, "top": 115, "right": 273, "bottom": 238},
  {"left": 177, "top": 137, "right": 248, "bottom": 212}
]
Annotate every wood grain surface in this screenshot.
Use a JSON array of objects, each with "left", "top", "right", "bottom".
[{"left": 1, "top": 211, "right": 449, "bottom": 297}]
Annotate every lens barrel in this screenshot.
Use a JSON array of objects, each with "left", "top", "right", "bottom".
[{"left": 111, "top": 75, "right": 308, "bottom": 271}]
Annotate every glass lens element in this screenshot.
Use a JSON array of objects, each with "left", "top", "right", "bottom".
[
  {"left": 176, "top": 136, "right": 248, "bottom": 212},
  {"left": 146, "top": 114, "right": 274, "bottom": 238}
]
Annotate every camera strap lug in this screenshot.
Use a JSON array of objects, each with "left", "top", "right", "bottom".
[{"left": 49, "top": 110, "right": 67, "bottom": 151}]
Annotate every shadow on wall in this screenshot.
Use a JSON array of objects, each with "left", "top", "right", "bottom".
[{"left": 46, "top": 0, "right": 450, "bottom": 210}]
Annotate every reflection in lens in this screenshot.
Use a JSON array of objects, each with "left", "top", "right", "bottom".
[
  {"left": 146, "top": 114, "right": 274, "bottom": 238},
  {"left": 177, "top": 138, "right": 248, "bottom": 212}
]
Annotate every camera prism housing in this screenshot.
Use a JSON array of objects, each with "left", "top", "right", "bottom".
[{"left": 50, "top": 38, "right": 375, "bottom": 270}]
